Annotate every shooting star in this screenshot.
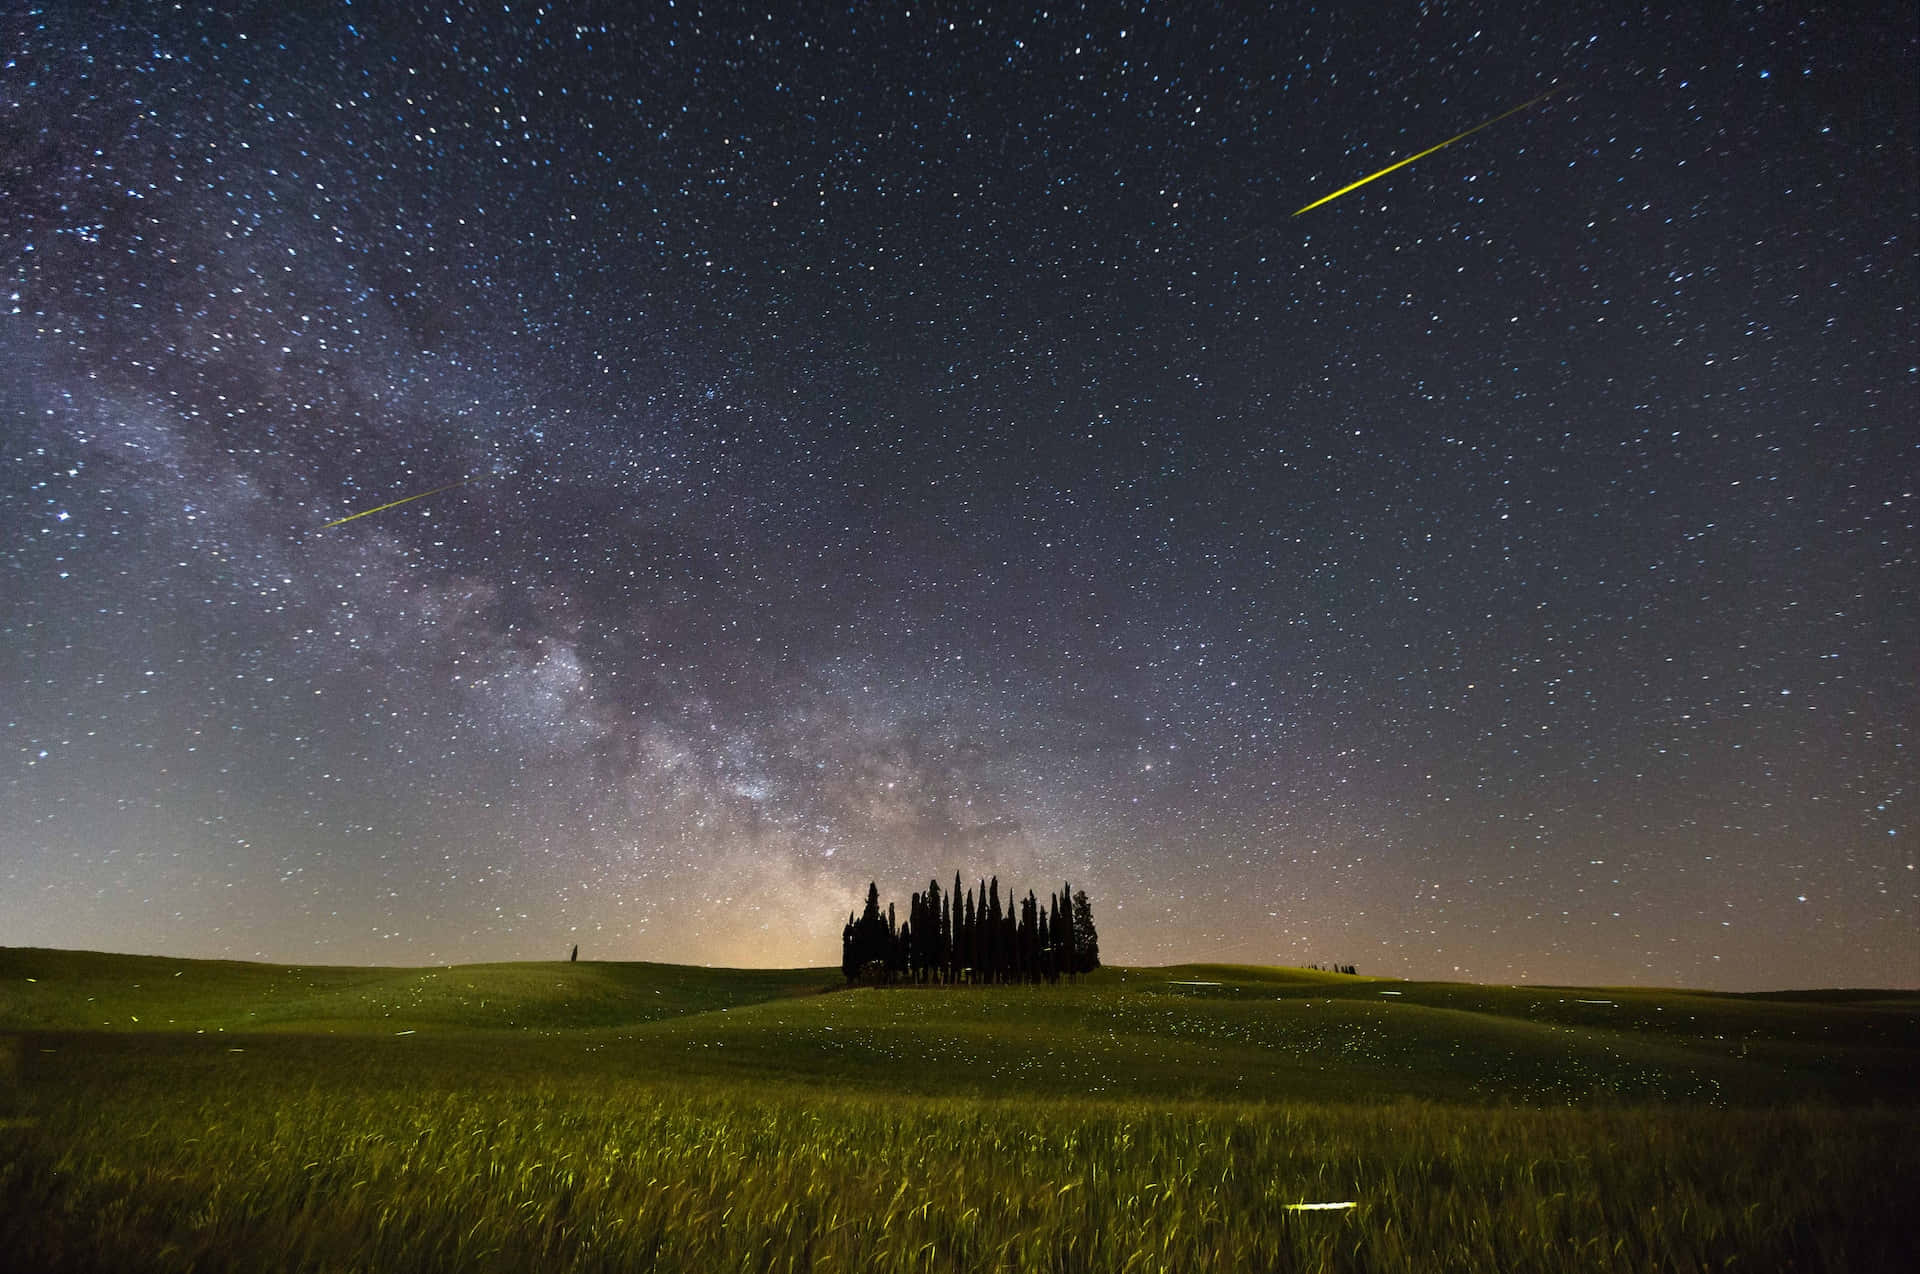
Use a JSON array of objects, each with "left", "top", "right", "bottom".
[
  {"left": 1293, "top": 86, "right": 1560, "bottom": 216},
  {"left": 318, "top": 475, "right": 488, "bottom": 530}
]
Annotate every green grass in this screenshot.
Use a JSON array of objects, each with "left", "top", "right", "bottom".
[
  {"left": 3, "top": 947, "right": 1915, "bottom": 1272},
  {"left": 0, "top": 948, "right": 829, "bottom": 1034}
]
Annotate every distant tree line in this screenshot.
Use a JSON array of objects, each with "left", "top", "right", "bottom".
[
  {"left": 1306, "top": 962, "right": 1358, "bottom": 975},
  {"left": 842, "top": 875, "right": 1099, "bottom": 985}
]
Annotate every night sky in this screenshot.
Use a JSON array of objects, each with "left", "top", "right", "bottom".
[{"left": 4, "top": 2, "right": 1913, "bottom": 989}]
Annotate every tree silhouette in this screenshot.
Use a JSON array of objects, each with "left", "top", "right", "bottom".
[
  {"left": 841, "top": 874, "right": 1105, "bottom": 986},
  {"left": 1058, "top": 882, "right": 1078, "bottom": 980},
  {"left": 949, "top": 872, "right": 963, "bottom": 984},
  {"left": 839, "top": 881, "right": 892, "bottom": 982},
  {"left": 1071, "top": 888, "right": 1100, "bottom": 974},
  {"left": 985, "top": 877, "right": 1002, "bottom": 982}
]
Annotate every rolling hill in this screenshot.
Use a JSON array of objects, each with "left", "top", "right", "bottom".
[
  {"left": 2, "top": 948, "right": 1915, "bottom": 1272},
  {"left": 3, "top": 947, "right": 1913, "bottom": 1106}
]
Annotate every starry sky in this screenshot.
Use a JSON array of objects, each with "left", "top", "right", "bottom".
[{"left": 3, "top": 2, "right": 1913, "bottom": 989}]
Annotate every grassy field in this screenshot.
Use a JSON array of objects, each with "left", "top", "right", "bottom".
[{"left": 2, "top": 949, "right": 1915, "bottom": 1271}]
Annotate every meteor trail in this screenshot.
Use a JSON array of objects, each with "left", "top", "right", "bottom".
[
  {"left": 318, "top": 475, "right": 486, "bottom": 530},
  {"left": 1293, "top": 86, "right": 1560, "bottom": 216}
]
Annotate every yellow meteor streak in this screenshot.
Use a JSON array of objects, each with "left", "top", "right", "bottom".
[
  {"left": 1293, "top": 86, "right": 1560, "bottom": 216},
  {"left": 319, "top": 475, "right": 484, "bottom": 529}
]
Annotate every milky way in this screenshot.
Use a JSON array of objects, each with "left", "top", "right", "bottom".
[{"left": 3, "top": 2, "right": 1913, "bottom": 987}]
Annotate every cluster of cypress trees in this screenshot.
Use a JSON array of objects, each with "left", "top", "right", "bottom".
[{"left": 841, "top": 874, "right": 1099, "bottom": 985}]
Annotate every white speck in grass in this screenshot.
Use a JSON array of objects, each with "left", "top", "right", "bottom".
[
  {"left": 1287, "top": 1201, "right": 1357, "bottom": 1211},
  {"left": 396, "top": 1029, "right": 416, "bottom": 1035}
]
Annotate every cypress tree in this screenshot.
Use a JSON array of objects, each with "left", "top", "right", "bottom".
[
  {"left": 1072, "top": 888, "right": 1100, "bottom": 974},
  {"left": 950, "top": 872, "right": 964, "bottom": 984},
  {"left": 927, "top": 884, "right": 939, "bottom": 983},
  {"left": 963, "top": 886, "right": 976, "bottom": 983},
  {"left": 853, "top": 882, "right": 887, "bottom": 981},
  {"left": 975, "top": 879, "right": 989, "bottom": 982},
  {"left": 1059, "top": 882, "right": 1077, "bottom": 980},
  {"left": 987, "top": 877, "right": 1003, "bottom": 983},
  {"left": 941, "top": 885, "right": 953, "bottom": 984},
  {"left": 919, "top": 889, "right": 933, "bottom": 981},
  {"left": 1052, "top": 894, "right": 1067, "bottom": 974},
  {"left": 923, "top": 890, "right": 936, "bottom": 981},
  {"left": 906, "top": 891, "right": 921, "bottom": 981},
  {"left": 1019, "top": 891, "right": 1038, "bottom": 981}
]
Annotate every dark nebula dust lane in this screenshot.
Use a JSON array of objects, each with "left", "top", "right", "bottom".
[{"left": 2, "top": 2, "right": 1913, "bottom": 988}]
